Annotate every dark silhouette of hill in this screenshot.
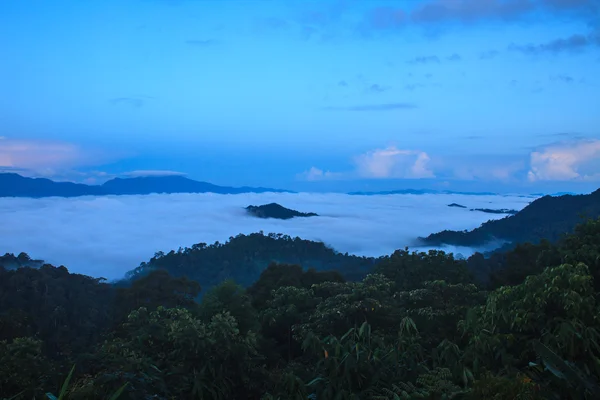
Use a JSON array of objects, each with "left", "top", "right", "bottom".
[
  {"left": 124, "top": 232, "right": 379, "bottom": 290},
  {"left": 349, "top": 189, "right": 497, "bottom": 195},
  {"left": 0, "top": 252, "right": 44, "bottom": 270},
  {"left": 0, "top": 173, "right": 103, "bottom": 197},
  {"left": 470, "top": 208, "right": 518, "bottom": 215},
  {"left": 245, "top": 203, "right": 318, "bottom": 219},
  {"left": 0, "top": 173, "right": 291, "bottom": 198},
  {"left": 421, "top": 188, "right": 600, "bottom": 247},
  {"left": 448, "top": 203, "right": 467, "bottom": 208}
]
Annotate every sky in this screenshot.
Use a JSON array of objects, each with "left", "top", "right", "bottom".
[
  {"left": 0, "top": 192, "right": 533, "bottom": 279},
  {"left": 1, "top": 0, "right": 599, "bottom": 193}
]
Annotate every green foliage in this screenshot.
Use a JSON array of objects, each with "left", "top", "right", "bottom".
[
  {"left": 114, "top": 269, "right": 201, "bottom": 322},
  {"left": 0, "top": 337, "right": 53, "bottom": 398},
  {"left": 126, "top": 232, "right": 377, "bottom": 290},
  {"left": 70, "top": 307, "right": 262, "bottom": 399},
  {"left": 199, "top": 279, "right": 258, "bottom": 334},
  {"left": 374, "top": 249, "right": 474, "bottom": 291},
  {"left": 3, "top": 217, "right": 600, "bottom": 399}
]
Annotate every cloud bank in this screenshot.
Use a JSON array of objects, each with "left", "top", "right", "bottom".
[
  {"left": 301, "top": 139, "right": 600, "bottom": 184},
  {"left": 355, "top": 147, "right": 435, "bottom": 179},
  {"left": 0, "top": 192, "right": 533, "bottom": 281},
  {"left": 528, "top": 139, "right": 600, "bottom": 181}
]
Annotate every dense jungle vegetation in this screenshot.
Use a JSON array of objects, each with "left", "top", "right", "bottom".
[{"left": 2, "top": 217, "right": 600, "bottom": 399}]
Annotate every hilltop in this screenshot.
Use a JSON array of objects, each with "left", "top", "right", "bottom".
[
  {"left": 245, "top": 203, "right": 318, "bottom": 220},
  {"left": 0, "top": 252, "right": 44, "bottom": 270},
  {"left": 124, "top": 232, "right": 378, "bottom": 289},
  {"left": 0, "top": 173, "right": 291, "bottom": 198},
  {"left": 421, "top": 188, "right": 600, "bottom": 247}
]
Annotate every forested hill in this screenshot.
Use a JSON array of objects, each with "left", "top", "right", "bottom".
[
  {"left": 125, "top": 232, "right": 379, "bottom": 289},
  {"left": 422, "top": 188, "right": 600, "bottom": 247},
  {"left": 245, "top": 203, "right": 318, "bottom": 219},
  {"left": 0, "top": 252, "right": 44, "bottom": 270},
  {"left": 2, "top": 219, "right": 600, "bottom": 398}
]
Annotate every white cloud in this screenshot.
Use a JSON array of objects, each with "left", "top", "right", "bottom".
[
  {"left": 0, "top": 138, "right": 117, "bottom": 178},
  {"left": 354, "top": 146, "right": 435, "bottom": 179},
  {"left": 0, "top": 192, "right": 533, "bottom": 280},
  {"left": 0, "top": 139, "right": 81, "bottom": 170},
  {"left": 450, "top": 160, "right": 525, "bottom": 182},
  {"left": 528, "top": 139, "right": 600, "bottom": 182},
  {"left": 297, "top": 167, "right": 341, "bottom": 181},
  {"left": 122, "top": 170, "right": 187, "bottom": 178}
]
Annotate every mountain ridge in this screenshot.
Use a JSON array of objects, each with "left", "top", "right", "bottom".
[
  {"left": 0, "top": 173, "right": 293, "bottom": 198},
  {"left": 245, "top": 203, "right": 319, "bottom": 219},
  {"left": 421, "top": 188, "right": 600, "bottom": 248}
]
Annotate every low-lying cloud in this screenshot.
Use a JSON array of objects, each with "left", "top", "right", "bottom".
[{"left": 0, "top": 192, "right": 533, "bottom": 281}]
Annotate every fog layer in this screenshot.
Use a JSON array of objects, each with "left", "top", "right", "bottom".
[{"left": 0, "top": 192, "right": 535, "bottom": 280}]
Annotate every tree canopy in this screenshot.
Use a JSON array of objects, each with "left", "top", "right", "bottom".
[{"left": 2, "top": 218, "right": 600, "bottom": 399}]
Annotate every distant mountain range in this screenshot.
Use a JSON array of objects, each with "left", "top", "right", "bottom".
[
  {"left": 421, "top": 188, "right": 600, "bottom": 248},
  {"left": 349, "top": 189, "right": 577, "bottom": 197},
  {"left": 349, "top": 189, "right": 501, "bottom": 196},
  {"left": 0, "top": 173, "right": 292, "bottom": 198}
]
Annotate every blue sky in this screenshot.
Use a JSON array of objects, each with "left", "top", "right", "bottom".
[{"left": 0, "top": 0, "right": 599, "bottom": 193}]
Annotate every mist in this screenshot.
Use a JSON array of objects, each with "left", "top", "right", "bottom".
[{"left": 0, "top": 192, "right": 535, "bottom": 280}]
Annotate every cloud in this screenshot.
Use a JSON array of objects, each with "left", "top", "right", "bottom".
[
  {"left": 338, "top": 80, "right": 348, "bottom": 87},
  {"left": 364, "top": 6, "right": 406, "bottom": 29},
  {"left": 297, "top": 167, "right": 341, "bottom": 181},
  {"left": 0, "top": 138, "right": 90, "bottom": 172},
  {"left": 451, "top": 161, "right": 525, "bottom": 181},
  {"left": 0, "top": 192, "right": 531, "bottom": 280},
  {"left": 479, "top": 50, "right": 500, "bottom": 59},
  {"left": 551, "top": 74, "right": 575, "bottom": 83},
  {"left": 366, "top": 83, "right": 390, "bottom": 93},
  {"left": 122, "top": 170, "right": 187, "bottom": 178},
  {"left": 409, "top": 0, "right": 596, "bottom": 25},
  {"left": 509, "top": 33, "right": 598, "bottom": 54},
  {"left": 322, "top": 103, "right": 417, "bottom": 111},
  {"left": 185, "top": 39, "right": 218, "bottom": 47},
  {"left": 407, "top": 55, "right": 441, "bottom": 64},
  {"left": 404, "top": 83, "right": 426, "bottom": 91},
  {"left": 354, "top": 146, "right": 435, "bottom": 179},
  {"left": 411, "top": 0, "right": 535, "bottom": 24},
  {"left": 527, "top": 139, "right": 600, "bottom": 181},
  {"left": 0, "top": 138, "right": 123, "bottom": 183},
  {"left": 253, "top": 17, "right": 289, "bottom": 33},
  {"left": 446, "top": 53, "right": 462, "bottom": 61}
]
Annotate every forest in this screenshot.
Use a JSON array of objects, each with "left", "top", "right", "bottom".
[
  {"left": 422, "top": 189, "right": 600, "bottom": 247},
  {"left": 1, "top": 214, "right": 600, "bottom": 399}
]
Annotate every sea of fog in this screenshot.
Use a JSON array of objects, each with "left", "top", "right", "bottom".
[{"left": 0, "top": 192, "right": 536, "bottom": 280}]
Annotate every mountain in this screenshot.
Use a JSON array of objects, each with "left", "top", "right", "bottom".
[
  {"left": 0, "top": 252, "right": 45, "bottom": 270},
  {"left": 0, "top": 173, "right": 104, "bottom": 197},
  {"left": 245, "top": 203, "right": 318, "bottom": 219},
  {"left": 124, "top": 232, "right": 378, "bottom": 289},
  {"left": 421, "top": 188, "right": 600, "bottom": 247},
  {"left": 448, "top": 203, "right": 467, "bottom": 208},
  {"left": 470, "top": 208, "right": 518, "bottom": 215},
  {"left": 348, "top": 189, "right": 498, "bottom": 196},
  {"left": 0, "top": 173, "right": 291, "bottom": 198}
]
